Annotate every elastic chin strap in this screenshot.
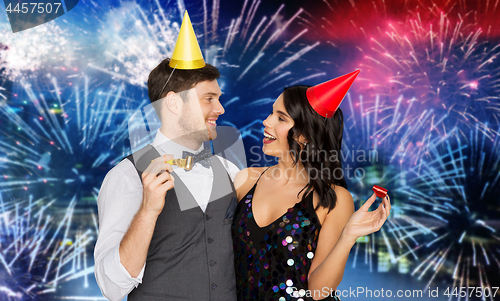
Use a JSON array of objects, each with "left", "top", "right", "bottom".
[{"left": 156, "top": 64, "right": 177, "bottom": 101}]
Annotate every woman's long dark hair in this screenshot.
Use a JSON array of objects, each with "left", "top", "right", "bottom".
[{"left": 283, "top": 85, "right": 347, "bottom": 212}]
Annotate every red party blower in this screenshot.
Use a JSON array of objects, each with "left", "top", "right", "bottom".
[{"left": 372, "top": 185, "right": 388, "bottom": 198}]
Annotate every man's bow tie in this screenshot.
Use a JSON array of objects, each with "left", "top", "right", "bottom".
[{"left": 182, "top": 148, "right": 212, "bottom": 169}]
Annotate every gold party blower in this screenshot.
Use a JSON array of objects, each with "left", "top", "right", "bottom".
[
  {"left": 167, "top": 157, "right": 194, "bottom": 170},
  {"left": 152, "top": 156, "right": 194, "bottom": 171}
]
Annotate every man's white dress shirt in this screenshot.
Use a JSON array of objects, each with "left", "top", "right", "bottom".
[{"left": 94, "top": 130, "right": 239, "bottom": 301}]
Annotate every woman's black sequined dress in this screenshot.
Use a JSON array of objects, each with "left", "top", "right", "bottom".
[{"left": 232, "top": 169, "right": 339, "bottom": 301}]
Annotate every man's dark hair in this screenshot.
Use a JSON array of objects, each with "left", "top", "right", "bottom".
[{"left": 147, "top": 58, "right": 220, "bottom": 103}]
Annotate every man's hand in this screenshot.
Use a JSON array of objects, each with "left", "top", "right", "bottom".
[
  {"left": 141, "top": 154, "right": 175, "bottom": 215},
  {"left": 118, "top": 154, "right": 175, "bottom": 279}
]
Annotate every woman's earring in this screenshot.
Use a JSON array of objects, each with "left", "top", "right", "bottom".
[{"left": 296, "top": 139, "right": 307, "bottom": 146}]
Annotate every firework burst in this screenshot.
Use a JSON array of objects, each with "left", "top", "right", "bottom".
[
  {"left": 355, "top": 6, "right": 500, "bottom": 144},
  {"left": 88, "top": 1, "right": 180, "bottom": 87},
  {"left": 0, "top": 194, "right": 94, "bottom": 300},
  {"left": 1, "top": 72, "right": 147, "bottom": 197},
  {"left": 0, "top": 18, "right": 76, "bottom": 81},
  {"left": 0, "top": 72, "right": 146, "bottom": 298},
  {"left": 380, "top": 124, "right": 500, "bottom": 295},
  {"left": 212, "top": 0, "right": 332, "bottom": 167}
]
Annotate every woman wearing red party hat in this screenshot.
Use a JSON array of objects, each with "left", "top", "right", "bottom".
[{"left": 232, "top": 71, "right": 391, "bottom": 301}]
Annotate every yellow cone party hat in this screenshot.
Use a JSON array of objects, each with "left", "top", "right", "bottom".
[{"left": 169, "top": 11, "right": 205, "bottom": 70}]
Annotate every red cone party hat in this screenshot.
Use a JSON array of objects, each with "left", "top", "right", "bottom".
[{"left": 306, "top": 70, "right": 360, "bottom": 117}]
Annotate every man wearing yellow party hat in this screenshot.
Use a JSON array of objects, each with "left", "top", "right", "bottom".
[{"left": 94, "top": 11, "right": 239, "bottom": 301}]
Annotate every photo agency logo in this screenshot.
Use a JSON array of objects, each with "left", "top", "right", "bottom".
[{"left": 3, "top": 0, "right": 79, "bottom": 33}]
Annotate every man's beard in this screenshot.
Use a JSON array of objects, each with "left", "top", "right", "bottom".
[{"left": 178, "top": 113, "right": 211, "bottom": 142}]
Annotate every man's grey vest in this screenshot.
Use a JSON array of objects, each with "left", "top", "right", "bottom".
[{"left": 125, "top": 145, "right": 237, "bottom": 301}]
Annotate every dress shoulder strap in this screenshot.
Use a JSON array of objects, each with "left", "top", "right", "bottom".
[
  {"left": 249, "top": 166, "right": 272, "bottom": 192},
  {"left": 255, "top": 166, "right": 271, "bottom": 183}
]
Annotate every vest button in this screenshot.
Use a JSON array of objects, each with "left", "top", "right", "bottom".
[
  {"left": 207, "top": 238, "right": 214, "bottom": 243},
  {"left": 206, "top": 215, "right": 211, "bottom": 220},
  {"left": 211, "top": 283, "right": 217, "bottom": 290},
  {"left": 209, "top": 260, "right": 216, "bottom": 266}
]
